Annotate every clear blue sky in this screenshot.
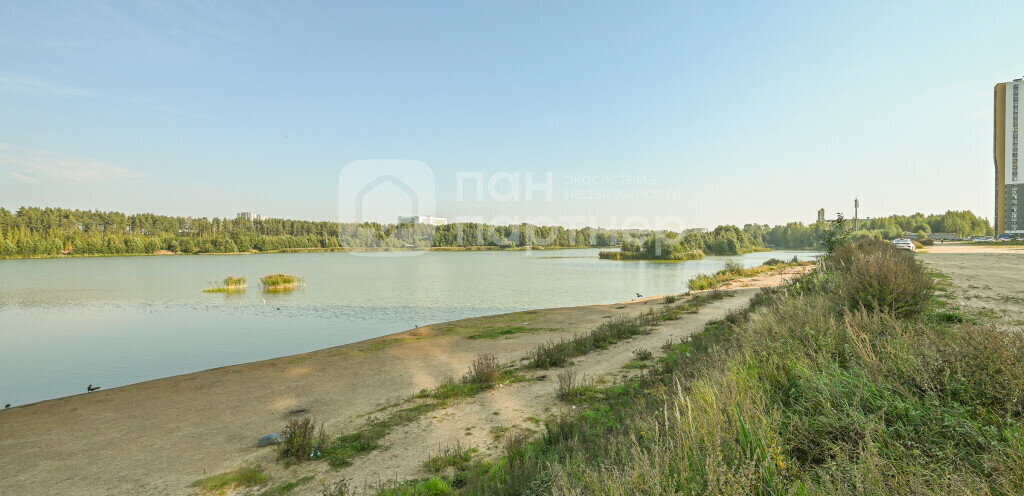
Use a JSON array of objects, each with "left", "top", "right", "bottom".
[{"left": 1, "top": 1, "right": 1020, "bottom": 229}]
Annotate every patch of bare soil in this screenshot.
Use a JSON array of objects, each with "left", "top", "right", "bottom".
[{"left": 920, "top": 249, "right": 1024, "bottom": 330}]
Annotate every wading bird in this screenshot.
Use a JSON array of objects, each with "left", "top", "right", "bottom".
[{"left": 87, "top": 384, "right": 101, "bottom": 392}]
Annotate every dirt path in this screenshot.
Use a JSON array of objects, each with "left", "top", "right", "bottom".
[{"left": 300, "top": 290, "right": 759, "bottom": 495}]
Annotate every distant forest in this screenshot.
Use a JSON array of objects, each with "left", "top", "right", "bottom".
[{"left": 0, "top": 206, "right": 994, "bottom": 258}]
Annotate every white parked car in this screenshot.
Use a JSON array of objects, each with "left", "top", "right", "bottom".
[{"left": 892, "top": 238, "right": 916, "bottom": 251}]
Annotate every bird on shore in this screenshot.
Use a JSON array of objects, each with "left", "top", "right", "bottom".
[
  {"left": 87, "top": 384, "right": 101, "bottom": 392},
  {"left": 4, "top": 404, "right": 9, "bottom": 409}
]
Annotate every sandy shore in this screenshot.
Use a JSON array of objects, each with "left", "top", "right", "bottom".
[{"left": 0, "top": 265, "right": 813, "bottom": 495}]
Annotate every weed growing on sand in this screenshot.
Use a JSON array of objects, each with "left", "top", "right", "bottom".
[
  {"left": 258, "top": 475, "right": 314, "bottom": 495},
  {"left": 191, "top": 465, "right": 268, "bottom": 492},
  {"left": 322, "top": 402, "right": 437, "bottom": 468},
  {"left": 425, "top": 444, "right": 476, "bottom": 473},
  {"left": 466, "top": 326, "right": 558, "bottom": 339},
  {"left": 526, "top": 291, "right": 727, "bottom": 368},
  {"left": 555, "top": 368, "right": 578, "bottom": 400},
  {"left": 277, "top": 417, "right": 328, "bottom": 462},
  {"left": 633, "top": 348, "right": 653, "bottom": 360},
  {"left": 417, "top": 354, "right": 524, "bottom": 401},
  {"left": 468, "top": 354, "right": 500, "bottom": 385}
]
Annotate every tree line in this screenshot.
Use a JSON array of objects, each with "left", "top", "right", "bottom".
[
  {"left": 742, "top": 210, "right": 994, "bottom": 250},
  {"left": 0, "top": 206, "right": 995, "bottom": 258},
  {"left": 0, "top": 207, "right": 637, "bottom": 258}
]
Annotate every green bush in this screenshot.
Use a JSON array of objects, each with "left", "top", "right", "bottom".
[
  {"left": 278, "top": 417, "right": 328, "bottom": 462},
  {"left": 826, "top": 238, "right": 933, "bottom": 318}
]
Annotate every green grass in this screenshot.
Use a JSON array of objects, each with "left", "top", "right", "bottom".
[
  {"left": 525, "top": 290, "right": 728, "bottom": 369},
  {"left": 323, "top": 402, "right": 439, "bottom": 468},
  {"left": 425, "top": 444, "right": 476, "bottom": 472},
  {"left": 372, "top": 241, "right": 1024, "bottom": 495},
  {"left": 465, "top": 326, "right": 558, "bottom": 339},
  {"left": 255, "top": 475, "right": 313, "bottom": 495},
  {"left": 190, "top": 465, "right": 268, "bottom": 492},
  {"left": 376, "top": 477, "right": 453, "bottom": 496}
]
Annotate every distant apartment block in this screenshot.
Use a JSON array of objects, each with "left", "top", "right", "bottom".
[
  {"left": 995, "top": 78, "right": 1024, "bottom": 234},
  {"left": 397, "top": 216, "right": 447, "bottom": 226},
  {"left": 237, "top": 212, "right": 266, "bottom": 222}
]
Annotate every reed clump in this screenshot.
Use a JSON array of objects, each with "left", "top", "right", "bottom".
[
  {"left": 203, "top": 276, "right": 247, "bottom": 293},
  {"left": 260, "top": 273, "right": 301, "bottom": 291}
]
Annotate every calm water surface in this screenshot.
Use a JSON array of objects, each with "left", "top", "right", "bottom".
[{"left": 0, "top": 249, "right": 818, "bottom": 405}]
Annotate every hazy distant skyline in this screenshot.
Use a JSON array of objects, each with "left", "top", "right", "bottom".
[{"left": 1, "top": 1, "right": 1021, "bottom": 228}]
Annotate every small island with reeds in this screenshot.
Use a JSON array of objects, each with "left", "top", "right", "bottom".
[
  {"left": 203, "top": 276, "right": 247, "bottom": 293},
  {"left": 599, "top": 226, "right": 767, "bottom": 261},
  {"left": 260, "top": 273, "right": 302, "bottom": 292}
]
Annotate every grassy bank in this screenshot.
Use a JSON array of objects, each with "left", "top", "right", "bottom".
[
  {"left": 374, "top": 238, "right": 1024, "bottom": 495},
  {"left": 687, "top": 257, "right": 813, "bottom": 291}
]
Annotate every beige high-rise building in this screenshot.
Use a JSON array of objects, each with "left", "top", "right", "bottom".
[{"left": 995, "top": 79, "right": 1024, "bottom": 234}]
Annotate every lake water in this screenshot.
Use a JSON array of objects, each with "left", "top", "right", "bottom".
[{"left": 0, "top": 249, "right": 817, "bottom": 406}]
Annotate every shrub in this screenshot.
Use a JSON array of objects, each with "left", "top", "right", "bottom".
[
  {"left": 687, "top": 273, "right": 717, "bottom": 291},
  {"left": 633, "top": 348, "right": 653, "bottom": 360},
  {"left": 826, "top": 239, "right": 933, "bottom": 318},
  {"left": 663, "top": 295, "right": 678, "bottom": 304},
  {"left": 424, "top": 443, "right": 474, "bottom": 473},
  {"left": 468, "top": 354, "right": 500, "bottom": 385},
  {"left": 556, "top": 368, "right": 578, "bottom": 400},
  {"left": 721, "top": 260, "right": 745, "bottom": 275},
  {"left": 278, "top": 417, "right": 328, "bottom": 462},
  {"left": 762, "top": 257, "right": 785, "bottom": 266}
]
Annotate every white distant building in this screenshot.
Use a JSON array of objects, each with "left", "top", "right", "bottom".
[
  {"left": 237, "top": 212, "right": 267, "bottom": 222},
  {"left": 398, "top": 215, "right": 447, "bottom": 226}
]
